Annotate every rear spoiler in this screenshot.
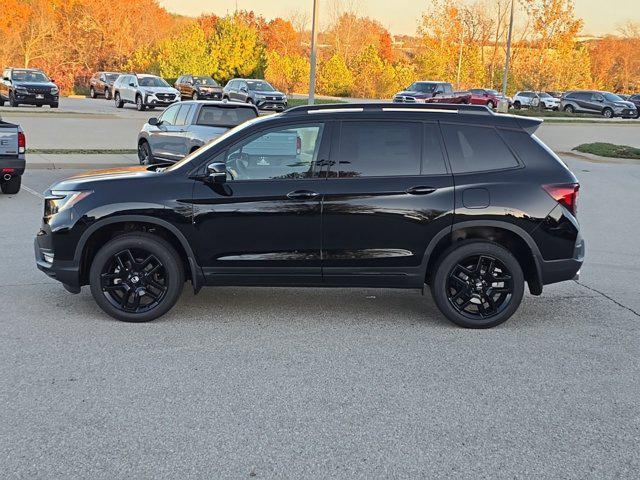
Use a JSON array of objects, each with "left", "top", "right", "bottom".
[{"left": 515, "top": 116, "right": 543, "bottom": 134}]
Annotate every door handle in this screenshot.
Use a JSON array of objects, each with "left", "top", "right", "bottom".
[
  {"left": 406, "top": 186, "right": 437, "bottom": 195},
  {"left": 286, "top": 190, "right": 319, "bottom": 200}
]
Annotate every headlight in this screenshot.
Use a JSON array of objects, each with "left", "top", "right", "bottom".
[
  {"left": 45, "top": 190, "right": 92, "bottom": 216},
  {"left": 51, "top": 86, "right": 59, "bottom": 94},
  {"left": 15, "top": 87, "right": 28, "bottom": 94},
  {"left": 144, "top": 90, "right": 155, "bottom": 96},
  {"left": 614, "top": 103, "right": 626, "bottom": 107}
]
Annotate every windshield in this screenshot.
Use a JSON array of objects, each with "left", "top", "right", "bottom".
[
  {"left": 139, "top": 76, "right": 170, "bottom": 87},
  {"left": 603, "top": 92, "right": 624, "bottom": 102},
  {"left": 196, "top": 106, "right": 257, "bottom": 127},
  {"left": 247, "top": 81, "right": 275, "bottom": 92},
  {"left": 194, "top": 77, "right": 219, "bottom": 86},
  {"left": 411, "top": 83, "right": 437, "bottom": 93},
  {"left": 12, "top": 70, "right": 49, "bottom": 83},
  {"left": 487, "top": 89, "right": 499, "bottom": 95},
  {"left": 105, "top": 73, "right": 120, "bottom": 82},
  {"left": 165, "top": 115, "right": 269, "bottom": 172}
]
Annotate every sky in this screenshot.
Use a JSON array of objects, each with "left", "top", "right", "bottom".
[{"left": 159, "top": 0, "right": 639, "bottom": 36}]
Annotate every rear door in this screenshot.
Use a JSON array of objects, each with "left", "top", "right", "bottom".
[
  {"left": 321, "top": 119, "right": 455, "bottom": 287},
  {"left": 163, "top": 103, "right": 194, "bottom": 159},
  {"left": 148, "top": 103, "right": 181, "bottom": 160},
  {"left": 0, "top": 124, "right": 18, "bottom": 156}
]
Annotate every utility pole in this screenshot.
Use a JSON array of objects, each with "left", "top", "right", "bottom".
[
  {"left": 308, "top": 0, "right": 320, "bottom": 105},
  {"left": 501, "top": 0, "right": 515, "bottom": 98},
  {"left": 456, "top": 25, "right": 464, "bottom": 90}
]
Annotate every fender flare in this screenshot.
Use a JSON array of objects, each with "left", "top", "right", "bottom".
[
  {"left": 419, "top": 220, "right": 543, "bottom": 285},
  {"left": 74, "top": 215, "right": 204, "bottom": 293}
]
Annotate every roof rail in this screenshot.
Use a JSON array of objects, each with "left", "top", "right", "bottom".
[{"left": 283, "top": 102, "right": 492, "bottom": 116}]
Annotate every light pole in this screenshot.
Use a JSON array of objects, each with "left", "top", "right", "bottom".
[
  {"left": 308, "top": 0, "right": 320, "bottom": 105},
  {"left": 501, "top": 0, "right": 515, "bottom": 98}
]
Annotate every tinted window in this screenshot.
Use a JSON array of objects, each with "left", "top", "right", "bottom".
[
  {"left": 443, "top": 84, "right": 453, "bottom": 94},
  {"left": 174, "top": 104, "right": 193, "bottom": 126},
  {"left": 423, "top": 124, "right": 447, "bottom": 175},
  {"left": 196, "top": 106, "right": 257, "bottom": 127},
  {"left": 337, "top": 122, "right": 421, "bottom": 177},
  {"left": 225, "top": 124, "right": 324, "bottom": 180},
  {"left": 158, "top": 104, "right": 180, "bottom": 126},
  {"left": 441, "top": 124, "right": 519, "bottom": 173}
]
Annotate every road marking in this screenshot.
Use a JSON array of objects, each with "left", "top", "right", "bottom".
[{"left": 22, "top": 185, "right": 44, "bottom": 199}]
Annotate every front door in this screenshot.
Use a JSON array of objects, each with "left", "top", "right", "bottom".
[
  {"left": 191, "top": 122, "right": 330, "bottom": 284},
  {"left": 321, "top": 120, "right": 455, "bottom": 288}
]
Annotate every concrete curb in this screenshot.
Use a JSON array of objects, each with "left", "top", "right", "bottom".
[
  {"left": 26, "top": 153, "right": 138, "bottom": 170},
  {"left": 558, "top": 150, "right": 640, "bottom": 164}
]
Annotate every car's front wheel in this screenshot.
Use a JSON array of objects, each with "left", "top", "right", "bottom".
[
  {"left": 602, "top": 107, "right": 614, "bottom": 118},
  {"left": 137, "top": 140, "right": 154, "bottom": 165},
  {"left": 486, "top": 100, "right": 495, "bottom": 109},
  {"left": 136, "top": 95, "right": 146, "bottom": 111},
  {"left": 564, "top": 104, "right": 575, "bottom": 114},
  {"left": 430, "top": 241, "right": 524, "bottom": 328},
  {"left": 89, "top": 233, "right": 184, "bottom": 322},
  {"left": 104, "top": 88, "right": 112, "bottom": 100},
  {"left": 9, "top": 92, "right": 18, "bottom": 107},
  {"left": 193, "top": 91, "right": 199, "bottom": 100},
  {"left": 114, "top": 92, "right": 124, "bottom": 108}
]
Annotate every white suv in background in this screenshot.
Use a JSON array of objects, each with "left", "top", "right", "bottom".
[
  {"left": 512, "top": 91, "right": 560, "bottom": 110},
  {"left": 112, "top": 74, "right": 180, "bottom": 111}
]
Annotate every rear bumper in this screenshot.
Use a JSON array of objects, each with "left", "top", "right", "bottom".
[
  {"left": 0, "top": 156, "right": 26, "bottom": 176},
  {"left": 539, "top": 235, "right": 585, "bottom": 285}
]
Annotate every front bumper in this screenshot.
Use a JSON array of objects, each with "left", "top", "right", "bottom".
[
  {"left": 255, "top": 99, "right": 287, "bottom": 111},
  {"left": 614, "top": 107, "right": 637, "bottom": 118},
  {"left": 144, "top": 94, "right": 179, "bottom": 107},
  {"left": 14, "top": 92, "right": 58, "bottom": 105},
  {"left": 196, "top": 91, "right": 223, "bottom": 100},
  {"left": 35, "top": 235, "right": 81, "bottom": 291}
]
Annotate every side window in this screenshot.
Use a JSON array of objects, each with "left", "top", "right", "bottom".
[
  {"left": 225, "top": 124, "right": 324, "bottom": 180},
  {"left": 441, "top": 124, "right": 519, "bottom": 174},
  {"left": 99, "top": 74, "right": 105, "bottom": 82},
  {"left": 174, "top": 104, "right": 193, "bottom": 126},
  {"left": 422, "top": 124, "right": 448, "bottom": 175},
  {"left": 443, "top": 84, "right": 453, "bottom": 94},
  {"left": 336, "top": 121, "right": 421, "bottom": 178},
  {"left": 159, "top": 104, "right": 180, "bottom": 126}
]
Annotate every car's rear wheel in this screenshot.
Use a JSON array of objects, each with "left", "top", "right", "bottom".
[
  {"left": 487, "top": 100, "right": 495, "bottom": 109},
  {"left": 136, "top": 95, "right": 146, "bottom": 111},
  {"left": 430, "top": 241, "right": 524, "bottom": 329},
  {"left": 138, "top": 140, "right": 154, "bottom": 165},
  {"left": 1, "top": 175, "right": 21, "bottom": 194},
  {"left": 90, "top": 86, "right": 97, "bottom": 99},
  {"left": 564, "top": 104, "right": 575, "bottom": 114},
  {"left": 602, "top": 107, "right": 613, "bottom": 118},
  {"left": 89, "top": 233, "right": 184, "bottom": 322},
  {"left": 513, "top": 101, "right": 521, "bottom": 110},
  {"left": 114, "top": 92, "right": 124, "bottom": 108}
]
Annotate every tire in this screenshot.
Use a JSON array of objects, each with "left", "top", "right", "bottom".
[
  {"left": 35, "top": 104, "right": 43, "bottom": 108},
  {"left": 136, "top": 95, "right": 146, "bottom": 111},
  {"left": 114, "top": 92, "right": 124, "bottom": 108},
  {"left": 602, "top": 108, "right": 613, "bottom": 118},
  {"left": 137, "top": 140, "right": 154, "bottom": 165},
  {"left": 90, "top": 86, "right": 97, "bottom": 99},
  {"left": 9, "top": 92, "right": 18, "bottom": 107},
  {"left": 430, "top": 241, "right": 524, "bottom": 329},
  {"left": 51, "top": 103, "right": 58, "bottom": 109},
  {"left": 635, "top": 110, "right": 640, "bottom": 120},
  {"left": 193, "top": 92, "right": 199, "bottom": 100},
  {"left": 513, "top": 101, "right": 521, "bottom": 110},
  {"left": 105, "top": 88, "right": 112, "bottom": 100},
  {"left": 487, "top": 100, "right": 495, "bottom": 109},
  {"left": 1, "top": 175, "right": 21, "bottom": 194},
  {"left": 563, "top": 104, "right": 575, "bottom": 114},
  {"left": 0, "top": 97, "right": 4, "bottom": 106},
  {"left": 89, "top": 232, "right": 184, "bottom": 323}
]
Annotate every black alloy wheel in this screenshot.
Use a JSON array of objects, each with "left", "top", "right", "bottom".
[
  {"left": 446, "top": 254, "right": 513, "bottom": 320},
  {"left": 431, "top": 241, "right": 524, "bottom": 328},
  {"left": 89, "top": 233, "right": 184, "bottom": 322}
]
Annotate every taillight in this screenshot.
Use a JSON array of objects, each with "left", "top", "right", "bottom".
[
  {"left": 296, "top": 136, "right": 301, "bottom": 155},
  {"left": 18, "top": 131, "right": 26, "bottom": 154},
  {"left": 543, "top": 183, "right": 579, "bottom": 216}
]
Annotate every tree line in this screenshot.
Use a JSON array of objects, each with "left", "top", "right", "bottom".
[{"left": 0, "top": 0, "right": 638, "bottom": 97}]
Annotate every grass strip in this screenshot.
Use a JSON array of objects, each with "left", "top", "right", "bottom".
[{"left": 573, "top": 142, "right": 640, "bottom": 159}]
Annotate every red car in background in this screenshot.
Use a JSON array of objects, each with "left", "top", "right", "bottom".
[{"left": 468, "top": 88, "right": 510, "bottom": 109}]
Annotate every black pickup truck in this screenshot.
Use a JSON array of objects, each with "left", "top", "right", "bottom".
[{"left": 0, "top": 119, "right": 26, "bottom": 194}]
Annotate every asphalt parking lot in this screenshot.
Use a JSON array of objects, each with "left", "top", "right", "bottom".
[{"left": 1, "top": 152, "right": 639, "bottom": 478}]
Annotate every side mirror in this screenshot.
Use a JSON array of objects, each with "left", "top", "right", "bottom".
[
  {"left": 434, "top": 90, "right": 442, "bottom": 96},
  {"left": 206, "top": 162, "right": 227, "bottom": 183},
  {"left": 148, "top": 117, "right": 159, "bottom": 126},
  {"left": 129, "top": 82, "right": 135, "bottom": 87},
  {"left": 3, "top": 77, "right": 10, "bottom": 82},
  {"left": 240, "top": 86, "right": 248, "bottom": 93},
  {"left": 50, "top": 79, "right": 55, "bottom": 83}
]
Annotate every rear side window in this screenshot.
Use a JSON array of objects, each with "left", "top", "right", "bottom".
[
  {"left": 423, "top": 124, "right": 447, "bottom": 175},
  {"left": 174, "top": 104, "right": 193, "bottom": 126},
  {"left": 197, "top": 106, "right": 257, "bottom": 127},
  {"left": 336, "top": 121, "right": 421, "bottom": 177},
  {"left": 441, "top": 124, "right": 519, "bottom": 174}
]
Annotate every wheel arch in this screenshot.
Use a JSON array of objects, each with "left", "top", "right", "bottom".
[
  {"left": 422, "top": 220, "right": 543, "bottom": 295},
  {"left": 75, "top": 215, "right": 203, "bottom": 293}
]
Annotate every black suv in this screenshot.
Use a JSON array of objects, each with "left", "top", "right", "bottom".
[
  {"left": 0, "top": 68, "right": 59, "bottom": 108},
  {"left": 34, "top": 104, "right": 584, "bottom": 328}
]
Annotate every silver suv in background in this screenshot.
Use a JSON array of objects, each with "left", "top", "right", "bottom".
[
  {"left": 223, "top": 79, "right": 287, "bottom": 111},
  {"left": 137, "top": 101, "right": 259, "bottom": 164},
  {"left": 112, "top": 74, "right": 180, "bottom": 111},
  {"left": 560, "top": 90, "right": 638, "bottom": 118},
  {"left": 512, "top": 91, "right": 560, "bottom": 110}
]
